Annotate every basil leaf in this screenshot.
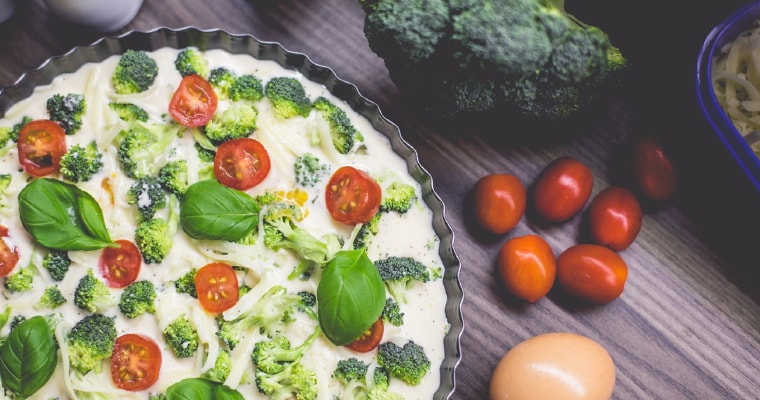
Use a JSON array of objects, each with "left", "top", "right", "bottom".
[
  {"left": 317, "top": 249, "right": 386, "bottom": 346},
  {"left": 18, "top": 178, "right": 116, "bottom": 251},
  {"left": 0, "top": 316, "right": 57, "bottom": 398},
  {"left": 166, "top": 378, "right": 244, "bottom": 400},
  {"left": 179, "top": 180, "right": 260, "bottom": 241}
]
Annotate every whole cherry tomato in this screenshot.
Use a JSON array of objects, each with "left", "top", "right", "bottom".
[
  {"left": 497, "top": 234, "right": 556, "bottom": 302},
  {"left": 325, "top": 166, "right": 381, "bottom": 225},
  {"left": 588, "top": 186, "right": 642, "bottom": 251},
  {"left": 99, "top": 239, "right": 142, "bottom": 288},
  {"left": 17, "top": 119, "right": 67, "bottom": 177},
  {"left": 346, "top": 319, "right": 384, "bottom": 353},
  {"left": 111, "top": 333, "right": 162, "bottom": 391},
  {"left": 169, "top": 74, "right": 218, "bottom": 127},
  {"left": 473, "top": 173, "right": 526, "bottom": 234},
  {"left": 531, "top": 157, "right": 593, "bottom": 222},
  {"left": 631, "top": 136, "right": 676, "bottom": 202},
  {"left": 556, "top": 244, "right": 628, "bottom": 304},
  {"left": 195, "top": 262, "right": 240, "bottom": 313}
]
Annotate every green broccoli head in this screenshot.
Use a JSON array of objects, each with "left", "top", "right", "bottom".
[
  {"left": 374, "top": 256, "right": 431, "bottom": 302},
  {"left": 162, "top": 315, "right": 199, "bottom": 358},
  {"left": 73, "top": 269, "right": 116, "bottom": 313},
  {"left": 312, "top": 96, "right": 357, "bottom": 154},
  {"left": 201, "top": 349, "right": 233, "bottom": 383},
  {"left": 127, "top": 176, "right": 168, "bottom": 221},
  {"left": 112, "top": 49, "right": 159, "bottom": 94},
  {"left": 174, "top": 268, "right": 198, "bottom": 298},
  {"left": 377, "top": 340, "right": 431, "bottom": 386},
  {"left": 174, "top": 47, "right": 210, "bottom": 78},
  {"left": 158, "top": 159, "right": 189, "bottom": 197},
  {"left": 37, "top": 286, "right": 67, "bottom": 309},
  {"left": 118, "top": 280, "right": 157, "bottom": 318},
  {"left": 229, "top": 74, "right": 265, "bottom": 102},
  {"left": 60, "top": 141, "right": 104, "bottom": 183},
  {"left": 262, "top": 202, "right": 340, "bottom": 265},
  {"left": 380, "top": 181, "right": 417, "bottom": 213},
  {"left": 352, "top": 213, "right": 381, "bottom": 250},
  {"left": 66, "top": 313, "right": 117, "bottom": 374},
  {"left": 0, "top": 116, "right": 31, "bottom": 148},
  {"left": 265, "top": 77, "right": 312, "bottom": 119},
  {"left": 109, "top": 102, "right": 149, "bottom": 122},
  {"left": 42, "top": 249, "right": 70, "bottom": 281},
  {"left": 3, "top": 264, "right": 34, "bottom": 293},
  {"left": 294, "top": 153, "right": 330, "bottom": 187},
  {"left": 134, "top": 217, "right": 174, "bottom": 264},
  {"left": 252, "top": 329, "right": 321, "bottom": 400},
  {"left": 333, "top": 358, "right": 369, "bottom": 385},
  {"left": 204, "top": 101, "right": 258, "bottom": 145},
  {"left": 46, "top": 93, "right": 86, "bottom": 135},
  {"left": 208, "top": 67, "right": 237, "bottom": 98},
  {"left": 117, "top": 121, "right": 178, "bottom": 179},
  {"left": 381, "top": 297, "right": 404, "bottom": 326}
]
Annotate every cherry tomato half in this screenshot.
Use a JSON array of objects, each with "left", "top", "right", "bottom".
[
  {"left": 531, "top": 157, "right": 593, "bottom": 223},
  {"left": 17, "top": 119, "right": 67, "bottom": 177},
  {"left": 557, "top": 244, "right": 628, "bottom": 304},
  {"left": 473, "top": 173, "right": 526, "bottom": 235},
  {"left": 195, "top": 262, "right": 239, "bottom": 313},
  {"left": 631, "top": 136, "right": 676, "bottom": 202},
  {"left": 99, "top": 239, "right": 142, "bottom": 288},
  {"left": 0, "top": 227, "right": 19, "bottom": 277},
  {"left": 588, "top": 186, "right": 643, "bottom": 251},
  {"left": 346, "top": 319, "right": 384, "bottom": 353},
  {"left": 497, "top": 234, "right": 556, "bottom": 303},
  {"left": 325, "top": 166, "right": 381, "bottom": 225},
  {"left": 169, "top": 74, "right": 218, "bottom": 127},
  {"left": 214, "top": 137, "right": 271, "bottom": 191},
  {"left": 111, "top": 333, "right": 162, "bottom": 391}
]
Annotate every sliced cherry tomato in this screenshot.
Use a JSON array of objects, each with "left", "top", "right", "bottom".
[
  {"left": 497, "top": 234, "right": 556, "bottom": 303},
  {"left": 111, "top": 333, "right": 162, "bottom": 391},
  {"left": 214, "top": 137, "right": 271, "bottom": 190},
  {"left": 531, "top": 157, "right": 593, "bottom": 223},
  {"left": 556, "top": 244, "right": 628, "bottom": 304},
  {"left": 195, "top": 262, "right": 239, "bottom": 313},
  {"left": 0, "top": 227, "right": 19, "bottom": 277},
  {"left": 99, "top": 239, "right": 142, "bottom": 288},
  {"left": 17, "top": 119, "right": 67, "bottom": 177},
  {"left": 169, "top": 74, "right": 218, "bottom": 127},
  {"left": 587, "top": 186, "right": 643, "bottom": 251},
  {"left": 346, "top": 319, "right": 384, "bottom": 353},
  {"left": 631, "top": 136, "right": 676, "bottom": 202},
  {"left": 473, "top": 173, "right": 526, "bottom": 235},
  {"left": 325, "top": 166, "right": 381, "bottom": 225}
]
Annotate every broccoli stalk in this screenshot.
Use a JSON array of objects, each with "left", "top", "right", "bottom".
[
  {"left": 46, "top": 93, "right": 86, "bottom": 135},
  {"left": 262, "top": 201, "right": 341, "bottom": 266},
  {"left": 377, "top": 340, "right": 431, "bottom": 386},
  {"left": 312, "top": 96, "right": 358, "bottom": 154},
  {"left": 66, "top": 313, "right": 118, "bottom": 374},
  {"left": 374, "top": 256, "right": 431, "bottom": 303},
  {"left": 59, "top": 141, "right": 105, "bottom": 183},
  {"left": 118, "top": 280, "right": 157, "bottom": 318},
  {"left": 251, "top": 327, "right": 321, "bottom": 400}
]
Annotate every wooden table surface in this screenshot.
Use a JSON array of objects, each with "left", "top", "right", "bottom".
[{"left": 2, "top": 0, "right": 760, "bottom": 399}]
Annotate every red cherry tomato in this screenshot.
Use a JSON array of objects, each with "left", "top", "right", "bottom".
[
  {"left": 195, "top": 262, "right": 240, "bottom": 313},
  {"left": 473, "top": 174, "right": 526, "bottom": 234},
  {"left": 346, "top": 319, "right": 384, "bottom": 353},
  {"left": 556, "top": 244, "right": 628, "bottom": 304},
  {"left": 0, "top": 227, "right": 19, "bottom": 277},
  {"left": 17, "top": 119, "right": 67, "bottom": 177},
  {"left": 531, "top": 157, "right": 593, "bottom": 222},
  {"left": 111, "top": 334, "right": 162, "bottom": 391},
  {"left": 497, "top": 235, "right": 556, "bottom": 302},
  {"left": 99, "top": 239, "right": 142, "bottom": 288},
  {"left": 631, "top": 136, "right": 676, "bottom": 202},
  {"left": 325, "top": 166, "right": 381, "bottom": 225},
  {"left": 213, "top": 138, "right": 271, "bottom": 191},
  {"left": 169, "top": 74, "right": 218, "bottom": 127},
  {"left": 588, "top": 186, "right": 643, "bottom": 251}
]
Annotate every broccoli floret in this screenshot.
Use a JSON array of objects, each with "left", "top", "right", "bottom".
[
  {"left": 42, "top": 249, "right": 70, "bottom": 281},
  {"left": 162, "top": 315, "right": 199, "bottom": 358},
  {"left": 295, "top": 291, "right": 317, "bottom": 320},
  {"left": 4, "top": 263, "right": 35, "bottom": 293},
  {"left": 264, "top": 77, "right": 312, "bottom": 119},
  {"left": 333, "top": 358, "right": 369, "bottom": 385},
  {"left": 0, "top": 116, "right": 31, "bottom": 150},
  {"left": 216, "top": 285, "right": 301, "bottom": 349},
  {"left": 352, "top": 214, "right": 381, "bottom": 250},
  {"left": 158, "top": 159, "right": 189, "bottom": 197},
  {"left": 60, "top": 141, "right": 104, "bottom": 182},
  {"left": 251, "top": 328, "right": 320, "bottom": 400},
  {"left": 9, "top": 315, "right": 25, "bottom": 331},
  {"left": 293, "top": 153, "right": 330, "bottom": 187},
  {"left": 381, "top": 297, "right": 404, "bottom": 326},
  {"left": 73, "top": 269, "right": 116, "bottom": 313},
  {"left": 201, "top": 349, "right": 232, "bottom": 383},
  {"left": 174, "top": 47, "right": 210, "bottom": 78},
  {"left": 208, "top": 67, "right": 237, "bottom": 98},
  {"left": 46, "top": 93, "right": 86, "bottom": 135},
  {"left": 229, "top": 74, "right": 265, "bottom": 102},
  {"left": 109, "top": 102, "right": 149, "bottom": 122},
  {"left": 262, "top": 201, "right": 341, "bottom": 265},
  {"left": 66, "top": 313, "right": 117, "bottom": 374},
  {"left": 134, "top": 217, "right": 174, "bottom": 264},
  {"left": 37, "top": 286, "right": 67, "bottom": 309},
  {"left": 365, "top": 367, "right": 404, "bottom": 400},
  {"left": 203, "top": 101, "right": 258, "bottom": 145},
  {"left": 312, "top": 96, "right": 357, "bottom": 154},
  {"left": 0, "top": 174, "right": 10, "bottom": 210},
  {"left": 380, "top": 181, "right": 417, "bottom": 213},
  {"left": 112, "top": 49, "right": 159, "bottom": 94},
  {"left": 118, "top": 280, "right": 157, "bottom": 318},
  {"left": 116, "top": 121, "right": 179, "bottom": 179},
  {"left": 127, "top": 176, "right": 167, "bottom": 221},
  {"left": 194, "top": 142, "right": 216, "bottom": 163},
  {"left": 374, "top": 256, "right": 431, "bottom": 302},
  {"left": 377, "top": 340, "right": 431, "bottom": 386},
  {"left": 360, "top": 0, "right": 626, "bottom": 120},
  {"left": 174, "top": 268, "right": 198, "bottom": 298}
]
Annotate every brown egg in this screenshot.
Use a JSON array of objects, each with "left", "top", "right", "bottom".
[{"left": 489, "top": 332, "right": 616, "bottom": 400}]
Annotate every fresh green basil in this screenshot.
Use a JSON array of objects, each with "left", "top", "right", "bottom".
[
  {"left": 18, "top": 178, "right": 116, "bottom": 251},
  {"left": 0, "top": 316, "right": 58, "bottom": 398},
  {"left": 317, "top": 249, "right": 386, "bottom": 346},
  {"left": 179, "top": 179, "right": 260, "bottom": 241},
  {"left": 166, "top": 377, "right": 244, "bottom": 400}
]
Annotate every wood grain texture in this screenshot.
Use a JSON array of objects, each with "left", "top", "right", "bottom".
[{"left": 1, "top": 0, "right": 759, "bottom": 398}]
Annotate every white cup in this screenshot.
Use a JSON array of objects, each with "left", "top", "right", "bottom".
[{"left": 43, "top": 0, "right": 144, "bottom": 32}]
